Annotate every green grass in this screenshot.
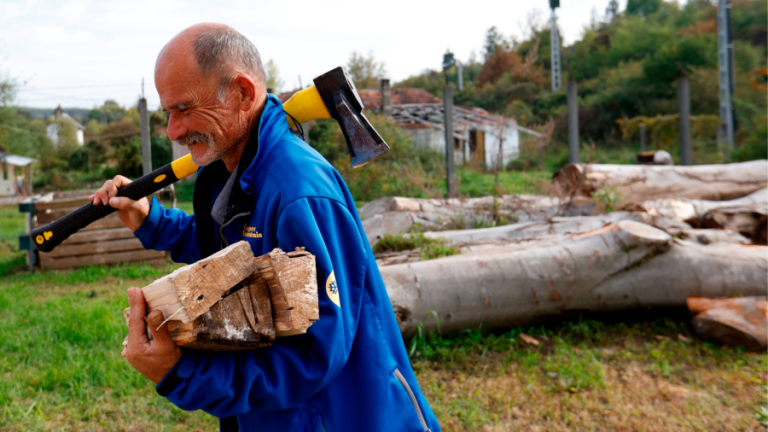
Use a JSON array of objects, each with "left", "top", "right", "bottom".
[
  {"left": 409, "top": 312, "right": 768, "bottom": 431},
  {"left": 372, "top": 233, "right": 458, "bottom": 261},
  {"left": 453, "top": 168, "right": 552, "bottom": 197},
  {"left": 0, "top": 195, "right": 765, "bottom": 430}
]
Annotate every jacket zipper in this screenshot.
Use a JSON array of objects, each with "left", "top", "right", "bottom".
[
  {"left": 394, "top": 368, "right": 431, "bottom": 432},
  {"left": 219, "top": 212, "right": 251, "bottom": 249}
]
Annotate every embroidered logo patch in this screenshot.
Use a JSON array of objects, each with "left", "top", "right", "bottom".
[
  {"left": 326, "top": 270, "right": 340, "bottom": 307},
  {"left": 242, "top": 226, "right": 263, "bottom": 238}
]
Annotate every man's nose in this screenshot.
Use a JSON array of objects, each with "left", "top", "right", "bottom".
[{"left": 166, "top": 112, "right": 188, "bottom": 142}]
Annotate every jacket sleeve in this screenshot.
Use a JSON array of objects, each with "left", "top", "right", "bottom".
[
  {"left": 155, "top": 197, "right": 368, "bottom": 416},
  {"left": 134, "top": 196, "right": 202, "bottom": 264}
]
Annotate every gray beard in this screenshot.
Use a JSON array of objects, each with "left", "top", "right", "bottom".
[{"left": 187, "top": 121, "right": 250, "bottom": 167}]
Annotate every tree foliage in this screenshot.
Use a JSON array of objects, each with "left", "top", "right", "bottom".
[
  {"left": 394, "top": 0, "right": 766, "bottom": 164},
  {"left": 265, "top": 59, "right": 284, "bottom": 94},
  {"left": 346, "top": 51, "right": 387, "bottom": 89}
]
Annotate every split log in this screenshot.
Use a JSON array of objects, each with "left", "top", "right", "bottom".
[
  {"left": 253, "top": 248, "right": 319, "bottom": 336},
  {"left": 125, "top": 276, "right": 275, "bottom": 351},
  {"left": 381, "top": 220, "right": 768, "bottom": 337},
  {"left": 142, "top": 241, "right": 256, "bottom": 323},
  {"left": 687, "top": 297, "right": 767, "bottom": 351},
  {"left": 552, "top": 160, "right": 768, "bottom": 203},
  {"left": 127, "top": 244, "right": 319, "bottom": 350}
]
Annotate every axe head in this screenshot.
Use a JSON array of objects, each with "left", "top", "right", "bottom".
[{"left": 313, "top": 67, "right": 390, "bottom": 168}]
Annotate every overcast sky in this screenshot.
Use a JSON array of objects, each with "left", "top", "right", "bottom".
[{"left": 1, "top": 0, "right": 627, "bottom": 110}]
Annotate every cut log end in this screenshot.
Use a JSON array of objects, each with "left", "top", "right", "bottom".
[{"left": 617, "top": 220, "right": 672, "bottom": 244}]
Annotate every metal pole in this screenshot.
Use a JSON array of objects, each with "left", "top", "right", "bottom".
[
  {"left": 550, "top": 9, "right": 562, "bottom": 92},
  {"left": 139, "top": 97, "right": 152, "bottom": 175},
  {"left": 679, "top": 77, "right": 692, "bottom": 166},
  {"left": 567, "top": 81, "right": 579, "bottom": 164},
  {"left": 717, "top": 0, "right": 735, "bottom": 154},
  {"left": 639, "top": 123, "right": 647, "bottom": 152},
  {"left": 443, "top": 85, "right": 456, "bottom": 198}
]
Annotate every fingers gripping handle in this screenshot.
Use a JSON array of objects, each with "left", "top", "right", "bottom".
[{"left": 30, "top": 156, "right": 198, "bottom": 253}]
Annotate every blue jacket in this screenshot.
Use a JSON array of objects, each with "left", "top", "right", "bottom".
[{"left": 134, "top": 94, "right": 441, "bottom": 432}]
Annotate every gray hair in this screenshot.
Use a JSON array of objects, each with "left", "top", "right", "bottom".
[{"left": 193, "top": 27, "right": 266, "bottom": 101}]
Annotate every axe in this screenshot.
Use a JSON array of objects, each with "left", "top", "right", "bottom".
[{"left": 30, "top": 66, "right": 389, "bottom": 253}]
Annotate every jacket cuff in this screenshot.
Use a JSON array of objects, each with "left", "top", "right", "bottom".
[
  {"left": 134, "top": 196, "right": 163, "bottom": 248},
  {"left": 155, "top": 350, "right": 189, "bottom": 397}
]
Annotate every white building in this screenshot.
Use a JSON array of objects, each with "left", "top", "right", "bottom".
[{"left": 46, "top": 105, "right": 85, "bottom": 147}]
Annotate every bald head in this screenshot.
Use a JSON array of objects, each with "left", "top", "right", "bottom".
[
  {"left": 158, "top": 23, "right": 266, "bottom": 99},
  {"left": 155, "top": 23, "right": 267, "bottom": 171}
]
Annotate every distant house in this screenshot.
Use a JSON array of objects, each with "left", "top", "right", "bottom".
[
  {"left": 0, "top": 150, "right": 36, "bottom": 198},
  {"left": 279, "top": 81, "right": 536, "bottom": 169},
  {"left": 46, "top": 105, "right": 85, "bottom": 147}
]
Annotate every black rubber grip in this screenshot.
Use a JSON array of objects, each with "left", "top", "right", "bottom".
[{"left": 31, "top": 163, "right": 179, "bottom": 253}]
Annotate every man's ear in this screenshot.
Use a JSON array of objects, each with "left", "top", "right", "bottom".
[{"left": 233, "top": 73, "right": 261, "bottom": 112}]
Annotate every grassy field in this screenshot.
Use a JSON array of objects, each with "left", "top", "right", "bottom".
[{"left": 0, "top": 204, "right": 766, "bottom": 431}]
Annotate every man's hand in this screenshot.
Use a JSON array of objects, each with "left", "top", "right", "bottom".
[
  {"left": 122, "top": 287, "right": 183, "bottom": 385},
  {"left": 89, "top": 175, "right": 150, "bottom": 231}
]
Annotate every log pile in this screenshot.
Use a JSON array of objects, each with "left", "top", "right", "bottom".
[
  {"left": 366, "top": 162, "right": 768, "bottom": 350},
  {"left": 381, "top": 220, "right": 767, "bottom": 338},
  {"left": 124, "top": 242, "right": 318, "bottom": 351}
]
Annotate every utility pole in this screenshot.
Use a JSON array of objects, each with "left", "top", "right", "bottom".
[
  {"left": 679, "top": 76, "right": 692, "bottom": 166},
  {"left": 139, "top": 78, "right": 152, "bottom": 175},
  {"left": 443, "top": 51, "right": 457, "bottom": 198},
  {"left": 717, "top": 0, "right": 735, "bottom": 155},
  {"left": 639, "top": 123, "right": 647, "bottom": 152},
  {"left": 549, "top": 0, "right": 562, "bottom": 92},
  {"left": 567, "top": 81, "right": 579, "bottom": 163}
]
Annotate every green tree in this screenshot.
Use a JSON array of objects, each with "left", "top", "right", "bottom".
[
  {"left": 265, "top": 59, "right": 284, "bottom": 94},
  {"left": 346, "top": 51, "right": 386, "bottom": 89},
  {"left": 484, "top": 26, "right": 505, "bottom": 56}
]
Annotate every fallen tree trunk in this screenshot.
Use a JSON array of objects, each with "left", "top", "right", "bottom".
[
  {"left": 552, "top": 160, "right": 768, "bottom": 203},
  {"left": 381, "top": 221, "right": 768, "bottom": 338},
  {"left": 422, "top": 212, "right": 640, "bottom": 245},
  {"left": 360, "top": 194, "right": 596, "bottom": 244},
  {"left": 628, "top": 188, "right": 766, "bottom": 224}
]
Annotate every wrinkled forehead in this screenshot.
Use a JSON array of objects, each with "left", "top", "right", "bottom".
[{"left": 155, "top": 47, "right": 217, "bottom": 109}]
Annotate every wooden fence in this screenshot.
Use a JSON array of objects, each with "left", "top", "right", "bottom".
[{"left": 21, "top": 190, "right": 172, "bottom": 270}]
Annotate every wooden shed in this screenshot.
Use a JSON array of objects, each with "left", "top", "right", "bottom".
[{"left": 20, "top": 190, "right": 172, "bottom": 271}]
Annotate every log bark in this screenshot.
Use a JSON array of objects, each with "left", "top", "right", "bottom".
[
  {"left": 687, "top": 296, "right": 767, "bottom": 351},
  {"left": 552, "top": 160, "right": 768, "bottom": 203},
  {"left": 381, "top": 220, "right": 768, "bottom": 338},
  {"left": 253, "top": 248, "right": 319, "bottom": 336}
]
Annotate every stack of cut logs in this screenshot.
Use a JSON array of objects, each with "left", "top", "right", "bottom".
[
  {"left": 362, "top": 161, "right": 767, "bottom": 349},
  {"left": 124, "top": 243, "right": 319, "bottom": 351}
]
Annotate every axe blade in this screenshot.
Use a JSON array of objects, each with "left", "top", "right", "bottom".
[
  {"left": 314, "top": 67, "right": 390, "bottom": 167},
  {"left": 333, "top": 92, "right": 390, "bottom": 167}
]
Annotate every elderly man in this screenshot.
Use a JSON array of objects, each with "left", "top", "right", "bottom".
[{"left": 92, "top": 23, "right": 440, "bottom": 432}]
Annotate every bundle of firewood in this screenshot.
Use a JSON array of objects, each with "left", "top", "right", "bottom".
[{"left": 123, "top": 242, "right": 319, "bottom": 351}]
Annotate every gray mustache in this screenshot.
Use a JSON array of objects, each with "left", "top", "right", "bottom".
[{"left": 178, "top": 132, "right": 211, "bottom": 146}]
